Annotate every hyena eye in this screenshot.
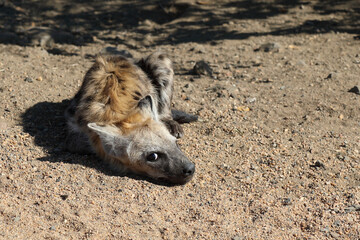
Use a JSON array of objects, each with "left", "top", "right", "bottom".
[{"left": 146, "top": 152, "right": 158, "bottom": 162}]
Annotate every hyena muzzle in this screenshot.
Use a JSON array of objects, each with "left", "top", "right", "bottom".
[{"left": 65, "top": 51, "right": 196, "bottom": 184}]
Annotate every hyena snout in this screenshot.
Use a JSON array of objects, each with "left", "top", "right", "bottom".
[
  {"left": 182, "top": 161, "right": 195, "bottom": 177},
  {"left": 167, "top": 158, "right": 195, "bottom": 185}
]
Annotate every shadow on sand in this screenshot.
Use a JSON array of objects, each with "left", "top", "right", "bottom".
[{"left": 1, "top": 0, "right": 359, "bottom": 50}]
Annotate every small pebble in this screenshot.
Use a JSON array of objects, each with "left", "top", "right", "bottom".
[
  {"left": 282, "top": 198, "right": 292, "bottom": 206},
  {"left": 256, "top": 42, "right": 281, "bottom": 52},
  {"left": 24, "top": 77, "right": 33, "bottom": 83},
  {"left": 192, "top": 61, "right": 213, "bottom": 76},
  {"left": 60, "top": 194, "right": 69, "bottom": 200},
  {"left": 325, "top": 73, "right": 333, "bottom": 79},
  {"left": 330, "top": 232, "right": 340, "bottom": 238},
  {"left": 245, "top": 97, "right": 256, "bottom": 103},
  {"left": 310, "top": 161, "right": 325, "bottom": 169},
  {"left": 348, "top": 86, "right": 359, "bottom": 95},
  {"left": 36, "top": 76, "right": 43, "bottom": 81}
]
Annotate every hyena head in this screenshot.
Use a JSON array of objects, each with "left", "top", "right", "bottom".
[{"left": 88, "top": 96, "right": 195, "bottom": 185}]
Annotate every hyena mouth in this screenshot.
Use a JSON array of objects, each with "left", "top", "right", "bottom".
[{"left": 158, "top": 174, "right": 194, "bottom": 185}]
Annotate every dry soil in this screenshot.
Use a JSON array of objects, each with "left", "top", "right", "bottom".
[{"left": 0, "top": 0, "right": 359, "bottom": 239}]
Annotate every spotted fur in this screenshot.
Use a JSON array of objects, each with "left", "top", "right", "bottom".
[{"left": 65, "top": 52, "right": 195, "bottom": 184}]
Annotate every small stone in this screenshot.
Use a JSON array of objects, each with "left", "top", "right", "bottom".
[
  {"left": 245, "top": 97, "right": 256, "bottom": 103},
  {"left": 49, "top": 226, "right": 56, "bottom": 230},
  {"left": 36, "top": 76, "right": 43, "bottom": 81},
  {"left": 310, "top": 161, "right": 325, "bottom": 169},
  {"left": 256, "top": 42, "right": 281, "bottom": 52},
  {"left": 282, "top": 198, "right": 292, "bottom": 206},
  {"left": 348, "top": 86, "right": 360, "bottom": 95},
  {"left": 336, "top": 153, "right": 346, "bottom": 161},
  {"left": 29, "top": 29, "right": 55, "bottom": 48},
  {"left": 236, "top": 106, "right": 250, "bottom": 112},
  {"left": 192, "top": 61, "right": 213, "bottom": 76},
  {"left": 24, "top": 77, "right": 33, "bottom": 83},
  {"left": 60, "top": 194, "right": 69, "bottom": 200},
  {"left": 330, "top": 232, "right": 340, "bottom": 238},
  {"left": 325, "top": 73, "right": 333, "bottom": 79}
]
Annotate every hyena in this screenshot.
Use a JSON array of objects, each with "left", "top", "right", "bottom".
[{"left": 65, "top": 52, "right": 196, "bottom": 184}]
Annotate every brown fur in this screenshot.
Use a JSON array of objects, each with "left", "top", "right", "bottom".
[
  {"left": 76, "top": 55, "right": 154, "bottom": 125},
  {"left": 65, "top": 52, "right": 195, "bottom": 184}
]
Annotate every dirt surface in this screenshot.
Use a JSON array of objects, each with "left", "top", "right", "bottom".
[{"left": 1, "top": 0, "right": 360, "bottom": 239}]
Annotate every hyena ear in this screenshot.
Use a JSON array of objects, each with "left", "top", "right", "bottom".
[
  {"left": 87, "top": 123, "right": 129, "bottom": 157},
  {"left": 137, "top": 95, "right": 158, "bottom": 121}
]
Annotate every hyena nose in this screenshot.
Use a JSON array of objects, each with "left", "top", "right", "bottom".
[{"left": 183, "top": 162, "right": 195, "bottom": 176}]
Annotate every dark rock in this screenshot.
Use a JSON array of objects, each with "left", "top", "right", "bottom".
[
  {"left": 310, "top": 160, "right": 325, "bottom": 169},
  {"left": 28, "top": 28, "right": 54, "bottom": 48},
  {"left": 348, "top": 86, "right": 359, "bottom": 95},
  {"left": 325, "top": 73, "right": 332, "bottom": 79},
  {"left": 255, "top": 42, "right": 281, "bottom": 52},
  {"left": 192, "top": 60, "right": 213, "bottom": 76},
  {"left": 24, "top": 77, "right": 33, "bottom": 83},
  {"left": 325, "top": 72, "right": 338, "bottom": 80},
  {"left": 60, "top": 194, "right": 69, "bottom": 200}
]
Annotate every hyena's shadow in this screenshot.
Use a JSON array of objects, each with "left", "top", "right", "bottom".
[
  {"left": 21, "top": 100, "right": 108, "bottom": 173},
  {"left": 21, "top": 101, "right": 174, "bottom": 186}
]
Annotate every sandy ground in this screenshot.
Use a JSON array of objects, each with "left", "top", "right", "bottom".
[{"left": 0, "top": 0, "right": 359, "bottom": 239}]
